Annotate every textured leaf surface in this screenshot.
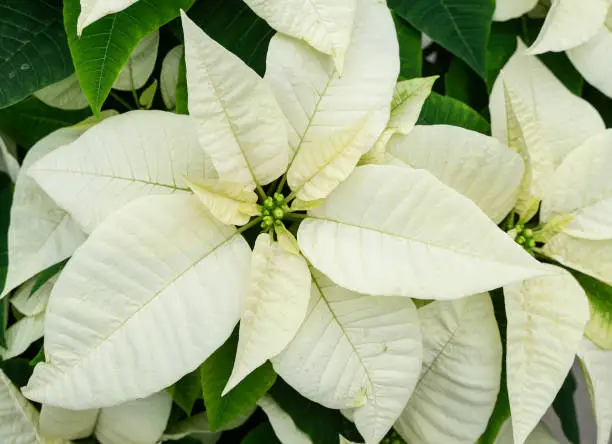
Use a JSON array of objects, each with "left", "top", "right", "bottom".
[
  {"left": 23, "top": 195, "right": 251, "bottom": 409},
  {"left": 395, "top": 294, "right": 502, "bottom": 444},
  {"left": 11, "top": 276, "right": 55, "bottom": 317},
  {"left": 40, "top": 405, "right": 97, "bottom": 440},
  {"left": 182, "top": 13, "right": 288, "bottom": 189},
  {"left": 34, "top": 74, "right": 89, "bottom": 111},
  {"left": 224, "top": 233, "right": 310, "bottom": 394},
  {"left": 266, "top": 0, "right": 398, "bottom": 201},
  {"left": 495, "top": 420, "right": 560, "bottom": 444},
  {"left": 0, "top": 314, "right": 44, "bottom": 360},
  {"left": 112, "top": 31, "right": 159, "bottom": 91},
  {"left": 493, "top": 0, "right": 537, "bottom": 21},
  {"left": 388, "top": 124, "right": 523, "bottom": 223},
  {"left": 29, "top": 110, "right": 215, "bottom": 234},
  {"left": 0, "top": 0, "right": 73, "bottom": 109},
  {"left": 273, "top": 269, "right": 422, "bottom": 443},
  {"left": 2, "top": 127, "right": 87, "bottom": 298},
  {"left": 298, "top": 165, "right": 545, "bottom": 299},
  {"left": 77, "top": 0, "right": 140, "bottom": 35},
  {"left": 160, "top": 45, "right": 183, "bottom": 110},
  {"left": 504, "top": 265, "right": 589, "bottom": 444}
]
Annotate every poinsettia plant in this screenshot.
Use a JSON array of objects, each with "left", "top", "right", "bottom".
[{"left": 0, "top": 1, "right": 611, "bottom": 444}]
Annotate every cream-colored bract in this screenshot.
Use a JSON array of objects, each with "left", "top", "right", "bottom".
[
  {"left": 160, "top": 45, "right": 183, "bottom": 110},
  {"left": 28, "top": 110, "right": 215, "bottom": 234},
  {"left": 23, "top": 195, "right": 251, "bottom": 409},
  {"left": 0, "top": 133, "right": 19, "bottom": 183},
  {"left": 388, "top": 124, "right": 524, "bottom": 224},
  {"left": 77, "top": 0, "right": 140, "bottom": 35},
  {"left": 223, "top": 233, "right": 311, "bottom": 395},
  {"left": 273, "top": 269, "right": 422, "bottom": 444},
  {"left": 2, "top": 127, "right": 88, "bottom": 298},
  {"left": 11, "top": 276, "right": 55, "bottom": 317},
  {"left": 244, "top": 0, "right": 356, "bottom": 73},
  {"left": 181, "top": 12, "right": 289, "bottom": 190},
  {"left": 34, "top": 74, "right": 89, "bottom": 110},
  {"left": 577, "top": 338, "right": 612, "bottom": 444},
  {"left": 257, "top": 396, "right": 312, "bottom": 444},
  {"left": 266, "top": 0, "right": 398, "bottom": 201},
  {"left": 495, "top": 420, "right": 560, "bottom": 444},
  {"left": 395, "top": 294, "right": 502, "bottom": 444},
  {"left": 113, "top": 31, "right": 160, "bottom": 92},
  {"left": 298, "top": 165, "right": 546, "bottom": 300},
  {"left": 493, "top": 0, "right": 536, "bottom": 21},
  {"left": 504, "top": 265, "right": 589, "bottom": 444},
  {"left": 40, "top": 391, "right": 171, "bottom": 444},
  {"left": 0, "top": 314, "right": 45, "bottom": 360}
]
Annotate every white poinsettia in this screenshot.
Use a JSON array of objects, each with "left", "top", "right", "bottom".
[
  {"left": 494, "top": 0, "right": 612, "bottom": 98},
  {"left": 17, "top": 3, "right": 545, "bottom": 443}
]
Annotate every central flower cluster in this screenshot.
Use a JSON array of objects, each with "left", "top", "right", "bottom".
[
  {"left": 514, "top": 223, "right": 536, "bottom": 251},
  {"left": 260, "top": 192, "right": 290, "bottom": 231}
]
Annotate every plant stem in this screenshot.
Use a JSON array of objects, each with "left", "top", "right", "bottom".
[
  {"left": 109, "top": 91, "right": 135, "bottom": 111},
  {"left": 237, "top": 216, "right": 263, "bottom": 234}
]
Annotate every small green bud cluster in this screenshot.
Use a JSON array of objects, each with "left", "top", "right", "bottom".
[
  {"left": 514, "top": 223, "right": 536, "bottom": 251},
  {"left": 260, "top": 192, "right": 290, "bottom": 231},
  {"left": 380, "top": 429, "right": 406, "bottom": 444}
]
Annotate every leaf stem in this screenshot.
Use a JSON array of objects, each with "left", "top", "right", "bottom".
[
  {"left": 109, "top": 91, "right": 135, "bottom": 111},
  {"left": 284, "top": 213, "right": 306, "bottom": 222},
  {"left": 128, "top": 61, "right": 140, "bottom": 109},
  {"left": 237, "top": 216, "right": 263, "bottom": 234}
]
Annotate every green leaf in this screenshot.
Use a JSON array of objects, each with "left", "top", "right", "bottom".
[
  {"left": 268, "top": 378, "right": 362, "bottom": 444},
  {"left": 178, "top": 0, "right": 275, "bottom": 76},
  {"left": 139, "top": 80, "right": 158, "bottom": 110},
  {"left": 200, "top": 331, "right": 277, "bottom": 432},
  {"left": 583, "top": 83, "right": 612, "bottom": 128},
  {"left": 241, "top": 422, "right": 282, "bottom": 444},
  {"left": 0, "top": 0, "right": 73, "bottom": 109},
  {"left": 0, "top": 297, "right": 7, "bottom": 349},
  {"left": 444, "top": 58, "right": 488, "bottom": 111},
  {"left": 0, "top": 358, "right": 33, "bottom": 387},
  {"left": 30, "top": 260, "right": 67, "bottom": 297},
  {"left": 63, "top": 0, "right": 194, "bottom": 114},
  {"left": 417, "top": 92, "right": 491, "bottom": 134},
  {"left": 552, "top": 371, "right": 580, "bottom": 444},
  {"left": 0, "top": 173, "right": 12, "bottom": 290},
  {"left": 393, "top": 14, "right": 422, "bottom": 80},
  {"left": 389, "top": 0, "right": 494, "bottom": 78},
  {"left": 486, "top": 21, "right": 519, "bottom": 90},
  {"left": 168, "top": 367, "right": 202, "bottom": 415},
  {"left": 176, "top": 54, "right": 188, "bottom": 115},
  {"left": 0, "top": 96, "right": 91, "bottom": 149}
]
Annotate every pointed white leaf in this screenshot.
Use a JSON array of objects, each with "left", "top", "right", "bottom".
[
  {"left": 78, "top": 0, "right": 140, "bottom": 36},
  {"left": 28, "top": 110, "right": 215, "bottom": 234},
  {"left": 490, "top": 41, "right": 604, "bottom": 176},
  {"left": 224, "top": 233, "right": 310, "bottom": 394},
  {"left": 577, "top": 338, "right": 612, "bottom": 444},
  {"left": 395, "top": 294, "right": 502, "bottom": 444},
  {"left": 23, "top": 194, "right": 251, "bottom": 409},
  {"left": 298, "top": 165, "right": 546, "bottom": 300},
  {"left": 181, "top": 12, "right": 289, "bottom": 189},
  {"left": 0, "top": 133, "right": 19, "bottom": 182},
  {"left": 257, "top": 396, "right": 311, "bottom": 444},
  {"left": 388, "top": 124, "right": 524, "bottom": 223},
  {"left": 266, "top": 0, "right": 398, "bottom": 201},
  {"left": 541, "top": 130, "right": 612, "bottom": 240},
  {"left": 114, "top": 32, "right": 160, "bottom": 91},
  {"left": 504, "top": 264, "right": 589, "bottom": 444},
  {"left": 526, "top": 0, "right": 610, "bottom": 54},
  {"left": 0, "top": 369, "right": 60, "bottom": 443},
  {"left": 2, "top": 127, "right": 88, "bottom": 298},
  {"left": 160, "top": 45, "right": 183, "bottom": 110},
  {"left": 11, "top": 276, "right": 56, "bottom": 317},
  {"left": 568, "top": 12, "right": 612, "bottom": 99},
  {"left": 244, "top": 0, "right": 356, "bottom": 73},
  {"left": 273, "top": 269, "right": 422, "bottom": 443},
  {"left": 34, "top": 74, "right": 89, "bottom": 110},
  {"left": 493, "top": 0, "right": 537, "bottom": 21},
  {"left": 40, "top": 405, "right": 98, "bottom": 440},
  {"left": 495, "top": 420, "right": 560, "bottom": 444},
  {"left": 543, "top": 233, "right": 612, "bottom": 286},
  {"left": 184, "top": 177, "right": 259, "bottom": 227},
  {"left": 95, "top": 391, "right": 172, "bottom": 444},
  {"left": 0, "top": 314, "right": 45, "bottom": 360}
]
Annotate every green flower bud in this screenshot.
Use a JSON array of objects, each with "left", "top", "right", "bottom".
[
  {"left": 273, "top": 192, "right": 285, "bottom": 203},
  {"left": 523, "top": 228, "right": 534, "bottom": 237},
  {"left": 264, "top": 197, "right": 275, "bottom": 209},
  {"left": 272, "top": 207, "right": 284, "bottom": 219},
  {"left": 515, "top": 223, "right": 524, "bottom": 233},
  {"left": 261, "top": 208, "right": 270, "bottom": 216},
  {"left": 526, "top": 238, "right": 536, "bottom": 249},
  {"left": 516, "top": 235, "right": 526, "bottom": 245}
]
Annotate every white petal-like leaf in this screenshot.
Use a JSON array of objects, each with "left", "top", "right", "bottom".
[
  {"left": 266, "top": 0, "right": 398, "bottom": 201},
  {"left": 223, "top": 233, "right": 311, "bottom": 394},
  {"left": 28, "top": 110, "right": 215, "bottom": 234},
  {"left": 0, "top": 132, "right": 19, "bottom": 183},
  {"left": 493, "top": 0, "right": 537, "bottom": 21},
  {"left": 388, "top": 124, "right": 524, "bottom": 223},
  {"left": 495, "top": 420, "right": 560, "bottom": 444},
  {"left": 78, "top": 0, "right": 140, "bottom": 36},
  {"left": 160, "top": 45, "right": 183, "bottom": 110},
  {"left": 244, "top": 0, "right": 356, "bottom": 73},
  {"left": 395, "top": 294, "right": 502, "bottom": 444},
  {"left": 40, "top": 406, "right": 98, "bottom": 440},
  {"left": 541, "top": 130, "right": 612, "bottom": 240},
  {"left": 257, "top": 396, "right": 311, "bottom": 444},
  {"left": 184, "top": 177, "right": 259, "bottom": 227},
  {"left": 11, "top": 275, "right": 56, "bottom": 317},
  {"left": 577, "top": 338, "right": 612, "bottom": 444},
  {"left": 490, "top": 41, "right": 604, "bottom": 175},
  {"left": 504, "top": 264, "right": 589, "bottom": 444},
  {"left": 543, "top": 233, "right": 612, "bottom": 286},
  {"left": 526, "top": 0, "right": 610, "bottom": 54},
  {"left": 2, "top": 127, "right": 88, "bottom": 298},
  {"left": 114, "top": 31, "right": 160, "bottom": 91},
  {"left": 181, "top": 12, "right": 289, "bottom": 189},
  {"left": 23, "top": 194, "right": 251, "bottom": 409},
  {"left": 298, "top": 165, "right": 546, "bottom": 300},
  {"left": 273, "top": 269, "right": 422, "bottom": 444},
  {"left": 0, "top": 314, "right": 45, "bottom": 360},
  {"left": 34, "top": 74, "right": 89, "bottom": 111}
]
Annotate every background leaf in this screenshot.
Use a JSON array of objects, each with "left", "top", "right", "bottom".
[
  {"left": 417, "top": 92, "right": 491, "bottom": 134},
  {"left": 552, "top": 372, "right": 580, "bottom": 444},
  {"left": 63, "top": 0, "right": 194, "bottom": 113},
  {"left": 241, "top": 422, "right": 282, "bottom": 444},
  {"left": 169, "top": 368, "right": 202, "bottom": 416},
  {"left": 394, "top": 14, "right": 422, "bottom": 80},
  {"left": 388, "top": 0, "right": 494, "bottom": 78},
  {"left": 0, "top": 0, "right": 73, "bottom": 109}
]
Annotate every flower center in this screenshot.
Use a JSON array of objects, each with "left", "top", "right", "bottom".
[
  {"left": 260, "top": 192, "right": 289, "bottom": 231},
  {"left": 514, "top": 223, "right": 536, "bottom": 252}
]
